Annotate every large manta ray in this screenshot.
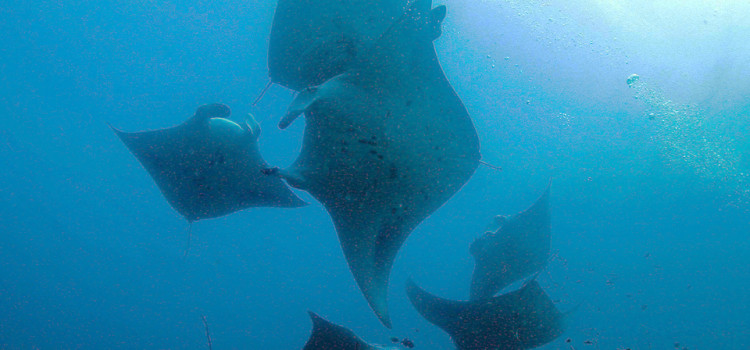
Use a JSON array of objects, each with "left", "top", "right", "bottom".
[
  {"left": 470, "top": 184, "right": 551, "bottom": 300},
  {"left": 112, "top": 103, "right": 305, "bottom": 222},
  {"left": 406, "top": 278, "right": 565, "bottom": 350},
  {"left": 271, "top": 0, "right": 481, "bottom": 327},
  {"left": 268, "top": 0, "right": 407, "bottom": 91},
  {"left": 302, "top": 311, "right": 398, "bottom": 350}
]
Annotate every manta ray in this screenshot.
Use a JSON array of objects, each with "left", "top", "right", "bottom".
[
  {"left": 268, "top": 0, "right": 407, "bottom": 91},
  {"left": 111, "top": 103, "right": 305, "bottom": 222},
  {"left": 270, "top": 0, "right": 481, "bottom": 327},
  {"left": 302, "top": 311, "right": 398, "bottom": 350},
  {"left": 406, "top": 278, "right": 565, "bottom": 350},
  {"left": 470, "top": 183, "right": 551, "bottom": 300}
]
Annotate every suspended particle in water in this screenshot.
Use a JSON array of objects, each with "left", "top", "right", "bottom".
[{"left": 626, "top": 73, "right": 640, "bottom": 86}]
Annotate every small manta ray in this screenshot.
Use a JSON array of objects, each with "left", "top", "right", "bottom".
[
  {"left": 469, "top": 183, "right": 551, "bottom": 300},
  {"left": 406, "top": 278, "right": 565, "bottom": 350},
  {"left": 270, "top": 0, "right": 481, "bottom": 328},
  {"left": 302, "top": 311, "right": 399, "bottom": 350},
  {"left": 111, "top": 103, "right": 305, "bottom": 222},
  {"left": 268, "top": 0, "right": 407, "bottom": 91}
]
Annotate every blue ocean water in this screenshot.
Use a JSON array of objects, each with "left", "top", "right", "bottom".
[{"left": 1, "top": 0, "right": 748, "bottom": 349}]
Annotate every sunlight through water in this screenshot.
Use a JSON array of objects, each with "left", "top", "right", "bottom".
[{"left": 626, "top": 73, "right": 750, "bottom": 205}]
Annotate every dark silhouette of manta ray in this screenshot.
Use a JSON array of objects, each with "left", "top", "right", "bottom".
[
  {"left": 406, "top": 278, "right": 565, "bottom": 350},
  {"left": 111, "top": 103, "right": 305, "bottom": 222},
  {"left": 470, "top": 183, "right": 551, "bottom": 300},
  {"left": 302, "top": 311, "right": 391, "bottom": 350},
  {"left": 269, "top": 0, "right": 481, "bottom": 328},
  {"left": 268, "top": 0, "right": 407, "bottom": 91}
]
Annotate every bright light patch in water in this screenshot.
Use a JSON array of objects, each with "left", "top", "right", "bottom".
[{"left": 626, "top": 74, "right": 750, "bottom": 202}]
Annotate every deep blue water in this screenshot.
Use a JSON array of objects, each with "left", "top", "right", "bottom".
[{"left": 1, "top": 0, "right": 749, "bottom": 349}]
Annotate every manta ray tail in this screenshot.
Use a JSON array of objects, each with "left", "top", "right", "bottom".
[
  {"left": 183, "top": 222, "right": 193, "bottom": 258},
  {"left": 201, "top": 315, "right": 213, "bottom": 350},
  {"left": 252, "top": 81, "right": 273, "bottom": 106},
  {"left": 479, "top": 159, "right": 503, "bottom": 171}
]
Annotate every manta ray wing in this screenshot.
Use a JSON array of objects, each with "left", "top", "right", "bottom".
[
  {"left": 406, "top": 278, "right": 565, "bottom": 350},
  {"left": 470, "top": 183, "right": 552, "bottom": 300},
  {"left": 302, "top": 311, "right": 381, "bottom": 350}
]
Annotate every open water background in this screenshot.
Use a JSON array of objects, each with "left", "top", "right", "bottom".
[{"left": 1, "top": 0, "right": 749, "bottom": 348}]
